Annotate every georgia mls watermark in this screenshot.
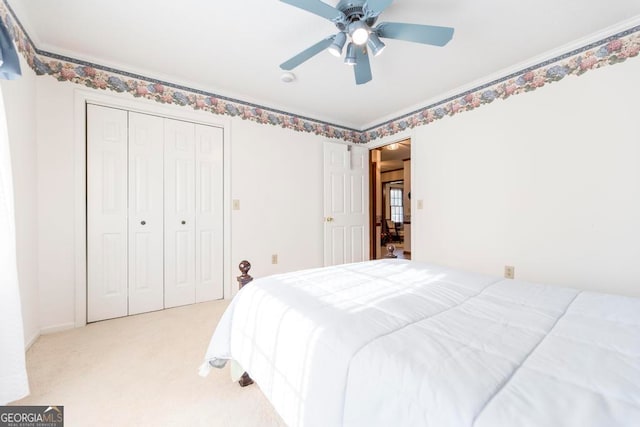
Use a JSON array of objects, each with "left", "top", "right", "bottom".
[{"left": 0, "top": 406, "right": 63, "bottom": 427}]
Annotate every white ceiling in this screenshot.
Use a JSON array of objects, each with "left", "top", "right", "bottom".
[{"left": 9, "top": 0, "right": 640, "bottom": 129}]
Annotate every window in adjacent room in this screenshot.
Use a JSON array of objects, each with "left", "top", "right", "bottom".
[{"left": 390, "top": 188, "right": 403, "bottom": 223}]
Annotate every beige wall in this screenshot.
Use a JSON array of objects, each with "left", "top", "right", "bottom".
[
  {"left": 35, "top": 79, "right": 76, "bottom": 332},
  {"left": 228, "top": 119, "right": 324, "bottom": 285},
  {"left": 7, "top": 34, "right": 640, "bottom": 336},
  {"left": 409, "top": 58, "right": 640, "bottom": 296}
]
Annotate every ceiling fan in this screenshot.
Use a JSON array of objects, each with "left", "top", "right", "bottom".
[{"left": 279, "top": 0, "right": 455, "bottom": 85}]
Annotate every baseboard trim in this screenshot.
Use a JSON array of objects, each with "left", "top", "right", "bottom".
[
  {"left": 40, "top": 322, "right": 76, "bottom": 335},
  {"left": 24, "top": 332, "right": 40, "bottom": 351}
]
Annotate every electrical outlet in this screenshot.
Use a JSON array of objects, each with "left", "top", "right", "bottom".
[
  {"left": 504, "top": 265, "right": 515, "bottom": 279},
  {"left": 271, "top": 254, "right": 278, "bottom": 264},
  {"left": 417, "top": 200, "right": 424, "bottom": 210},
  {"left": 232, "top": 199, "right": 240, "bottom": 210}
]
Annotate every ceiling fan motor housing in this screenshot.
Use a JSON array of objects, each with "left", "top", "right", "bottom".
[{"left": 335, "top": 0, "right": 378, "bottom": 30}]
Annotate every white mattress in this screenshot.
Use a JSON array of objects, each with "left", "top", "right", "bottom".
[{"left": 201, "top": 260, "right": 640, "bottom": 426}]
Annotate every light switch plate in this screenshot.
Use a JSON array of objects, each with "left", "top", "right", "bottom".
[
  {"left": 417, "top": 200, "right": 424, "bottom": 210},
  {"left": 232, "top": 199, "right": 240, "bottom": 210}
]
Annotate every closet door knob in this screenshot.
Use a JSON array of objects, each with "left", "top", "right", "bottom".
[
  {"left": 181, "top": 220, "right": 186, "bottom": 225},
  {"left": 141, "top": 220, "right": 146, "bottom": 225}
]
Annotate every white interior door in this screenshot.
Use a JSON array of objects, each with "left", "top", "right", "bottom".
[
  {"left": 323, "top": 142, "right": 369, "bottom": 266},
  {"left": 128, "top": 112, "right": 165, "bottom": 315},
  {"left": 164, "top": 118, "right": 196, "bottom": 308},
  {"left": 87, "top": 104, "right": 128, "bottom": 322},
  {"left": 194, "top": 124, "right": 224, "bottom": 302}
]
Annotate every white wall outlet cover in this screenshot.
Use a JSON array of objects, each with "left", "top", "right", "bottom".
[{"left": 504, "top": 266, "right": 515, "bottom": 279}]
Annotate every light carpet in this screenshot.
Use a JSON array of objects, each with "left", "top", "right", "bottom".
[{"left": 12, "top": 300, "right": 285, "bottom": 426}]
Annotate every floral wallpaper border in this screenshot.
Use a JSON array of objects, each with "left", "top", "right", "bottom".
[{"left": 1, "top": 0, "right": 639, "bottom": 144}]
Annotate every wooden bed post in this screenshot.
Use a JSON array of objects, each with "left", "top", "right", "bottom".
[
  {"left": 384, "top": 244, "right": 398, "bottom": 258},
  {"left": 236, "top": 260, "right": 255, "bottom": 387},
  {"left": 237, "top": 260, "right": 253, "bottom": 289}
]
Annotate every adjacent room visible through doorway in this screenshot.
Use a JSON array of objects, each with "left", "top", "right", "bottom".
[{"left": 369, "top": 139, "right": 411, "bottom": 260}]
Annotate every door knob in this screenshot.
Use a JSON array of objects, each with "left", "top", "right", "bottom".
[
  {"left": 141, "top": 220, "right": 146, "bottom": 225},
  {"left": 326, "top": 217, "right": 334, "bottom": 222},
  {"left": 181, "top": 220, "right": 186, "bottom": 225}
]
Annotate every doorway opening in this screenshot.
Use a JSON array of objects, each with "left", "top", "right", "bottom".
[{"left": 369, "top": 139, "right": 411, "bottom": 260}]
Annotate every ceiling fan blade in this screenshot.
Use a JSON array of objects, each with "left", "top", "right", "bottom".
[
  {"left": 376, "top": 22, "right": 454, "bottom": 46},
  {"left": 354, "top": 46, "right": 372, "bottom": 85},
  {"left": 365, "top": 0, "right": 394, "bottom": 15},
  {"left": 280, "top": 36, "right": 335, "bottom": 70},
  {"left": 280, "top": 0, "right": 346, "bottom": 22}
]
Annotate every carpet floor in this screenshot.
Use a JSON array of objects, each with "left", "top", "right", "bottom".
[{"left": 13, "top": 300, "right": 285, "bottom": 426}]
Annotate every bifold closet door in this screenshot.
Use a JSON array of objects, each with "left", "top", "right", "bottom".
[
  {"left": 87, "top": 105, "right": 128, "bottom": 322},
  {"left": 195, "top": 125, "right": 224, "bottom": 302},
  {"left": 164, "top": 118, "right": 197, "bottom": 308},
  {"left": 88, "top": 107, "right": 224, "bottom": 319},
  {"left": 128, "top": 112, "right": 164, "bottom": 315}
]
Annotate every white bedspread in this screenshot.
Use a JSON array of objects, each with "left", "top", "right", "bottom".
[{"left": 201, "top": 260, "right": 640, "bottom": 426}]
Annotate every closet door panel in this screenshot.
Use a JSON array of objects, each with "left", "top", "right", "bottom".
[
  {"left": 195, "top": 125, "right": 224, "bottom": 301},
  {"left": 128, "top": 112, "right": 165, "bottom": 315},
  {"left": 164, "top": 118, "right": 196, "bottom": 308},
  {"left": 87, "top": 105, "right": 128, "bottom": 322}
]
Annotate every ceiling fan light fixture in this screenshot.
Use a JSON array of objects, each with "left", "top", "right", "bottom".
[
  {"left": 367, "top": 33, "right": 386, "bottom": 56},
  {"left": 349, "top": 20, "right": 369, "bottom": 46},
  {"left": 344, "top": 43, "right": 357, "bottom": 66},
  {"left": 328, "top": 32, "right": 347, "bottom": 57}
]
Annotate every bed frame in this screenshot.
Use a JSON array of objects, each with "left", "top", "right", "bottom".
[
  {"left": 236, "top": 260, "right": 255, "bottom": 387},
  {"left": 234, "top": 244, "right": 398, "bottom": 387}
]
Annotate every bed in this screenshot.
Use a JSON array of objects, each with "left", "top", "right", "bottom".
[{"left": 200, "top": 256, "right": 640, "bottom": 426}]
